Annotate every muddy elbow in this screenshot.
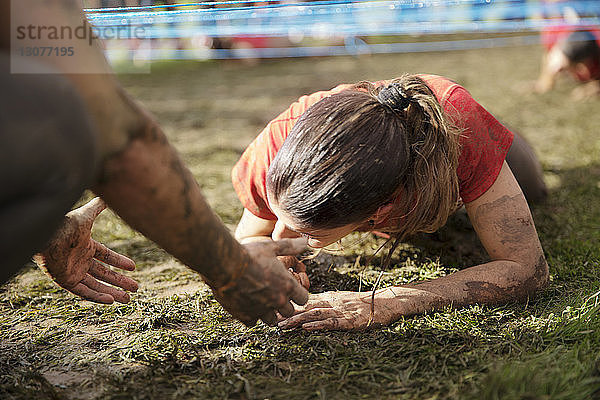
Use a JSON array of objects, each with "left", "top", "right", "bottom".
[
  {"left": 535, "top": 254, "right": 550, "bottom": 289},
  {"left": 523, "top": 254, "right": 549, "bottom": 296}
]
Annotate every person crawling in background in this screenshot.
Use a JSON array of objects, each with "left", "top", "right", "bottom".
[
  {"left": 535, "top": 28, "right": 600, "bottom": 99},
  {"left": 231, "top": 74, "right": 550, "bottom": 331}
]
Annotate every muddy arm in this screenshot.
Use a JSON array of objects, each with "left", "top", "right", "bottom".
[
  {"left": 8, "top": 0, "right": 243, "bottom": 286},
  {"left": 94, "top": 115, "right": 310, "bottom": 323},
  {"left": 8, "top": 1, "right": 308, "bottom": 324},
  {"left": 388, "top": 161, "right": 548, "bottom": 314}
]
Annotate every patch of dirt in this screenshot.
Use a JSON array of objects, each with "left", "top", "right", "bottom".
[
  {"left": 156, "top": 281, "right": 210, "bottom": 298},
  {"left": 41, "top": 369, "right": 94, "bottom": 395},
  {"left": 134, "top": 260, "right": 210, "bottom": 297}
]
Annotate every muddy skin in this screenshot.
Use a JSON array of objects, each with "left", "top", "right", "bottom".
[
  {"left": 93, "top": 99, "right": 308, "bottom": 324},
  {"left": 473, "top": 193, "right": 549, "bottom": 291},
  {"left": 474, "top": 194, "right": 534, "bottom": 249},
  {"left": 464, "top": 281, "right": 514, "bottom": 304},
  {"left": 359, "top": 288, "right": 413, "bottom": 327},
  {"left": 280, "top": 288, "right": 427, "bottom": 331},
  {"left": 36, "top": 199, "right": 138, "bottom": 304},
  {"left": 279, "top": 256, "right": 310, "bottom": 289},
  {"left": 520, "top": 254, "right": 551, "bottom": 296},
  {"left": 404, "top": 191, "right": 548, "bottom": 310},
  {"left": 169, "top": 157, "right": 193, "bottom": 220},
  {"left": 461, "top": 254, "right": 548, "bottom": 304}
]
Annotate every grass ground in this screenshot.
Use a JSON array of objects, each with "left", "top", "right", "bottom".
[{"left": 1, "top": 43, "right": 599, "bottom": 399}]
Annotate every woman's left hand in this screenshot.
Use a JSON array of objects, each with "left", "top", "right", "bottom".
[{"left": 277, "top": 290, "right": 406, "bottom": 331}]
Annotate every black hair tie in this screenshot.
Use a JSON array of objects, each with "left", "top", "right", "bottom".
[{"left": 377, "top": 83, "right": 411, "bottom": 112}]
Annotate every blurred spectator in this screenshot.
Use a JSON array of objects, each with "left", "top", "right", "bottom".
[
  {"left": 535, "top": 28, "right": 600, "bottom": 99},
  {"left": 534, "top": 1, "right": 600, "bottom": 98}
]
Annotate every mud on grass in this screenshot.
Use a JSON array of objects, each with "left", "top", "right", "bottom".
[{"left": 2, "top": 44, "right": 600, "bottom": 399}]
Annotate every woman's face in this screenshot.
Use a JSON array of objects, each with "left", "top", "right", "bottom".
[{"left": 269, "top": 201, "right": 361, "bottom": 248}]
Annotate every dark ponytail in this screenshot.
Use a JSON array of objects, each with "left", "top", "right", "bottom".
[{"left": 267, "top": 74, "right": 461, "bottom": 243}]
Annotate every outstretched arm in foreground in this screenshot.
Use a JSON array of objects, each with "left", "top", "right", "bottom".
[
  {"left": 279, "top": 162, "right": 548, "bottom": 331},
  {"left": 10, "top": 0, "right": 308, "bottom": 326}
]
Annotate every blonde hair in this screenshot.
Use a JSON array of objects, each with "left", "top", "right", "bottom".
[{"left": 354, "top": 75, "right": 462, "bottom": 241}]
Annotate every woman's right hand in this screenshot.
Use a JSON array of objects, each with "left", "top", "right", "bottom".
[{"left": 278, "top": 256, "right": 310, "bottom": 290}]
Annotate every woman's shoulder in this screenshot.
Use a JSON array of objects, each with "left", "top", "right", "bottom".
[{"left": 416, "top": 74, "right": 467, "bottom": 107}]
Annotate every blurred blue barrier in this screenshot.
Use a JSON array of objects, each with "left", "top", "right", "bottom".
[{"left": 83, "top": 0, "right": 600, "bottom": 60}]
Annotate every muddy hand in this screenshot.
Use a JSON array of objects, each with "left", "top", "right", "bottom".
[
  {"left": 212, "top": 238, "right": 309, "bottom": 327},
  {"left": 278, "top": 256, "right": 310, "bottom": 290},
  {"left": 278, "top": 289, "right": 403, "bottom": 331},
  {"left": 34, "top": 197, "right": 138, "bottom": 304}
]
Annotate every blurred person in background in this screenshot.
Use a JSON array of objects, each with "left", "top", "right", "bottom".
[
  {"left": 534, "top": 1, "right": 600, "bottom": 98},
  {"left": 535, "top": 28, "right": 600, "bottom": 99}
]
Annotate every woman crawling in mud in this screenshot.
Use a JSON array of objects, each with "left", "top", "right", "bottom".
[{"left": 231, "top": 74, "right": 550, "bottom": 331}]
